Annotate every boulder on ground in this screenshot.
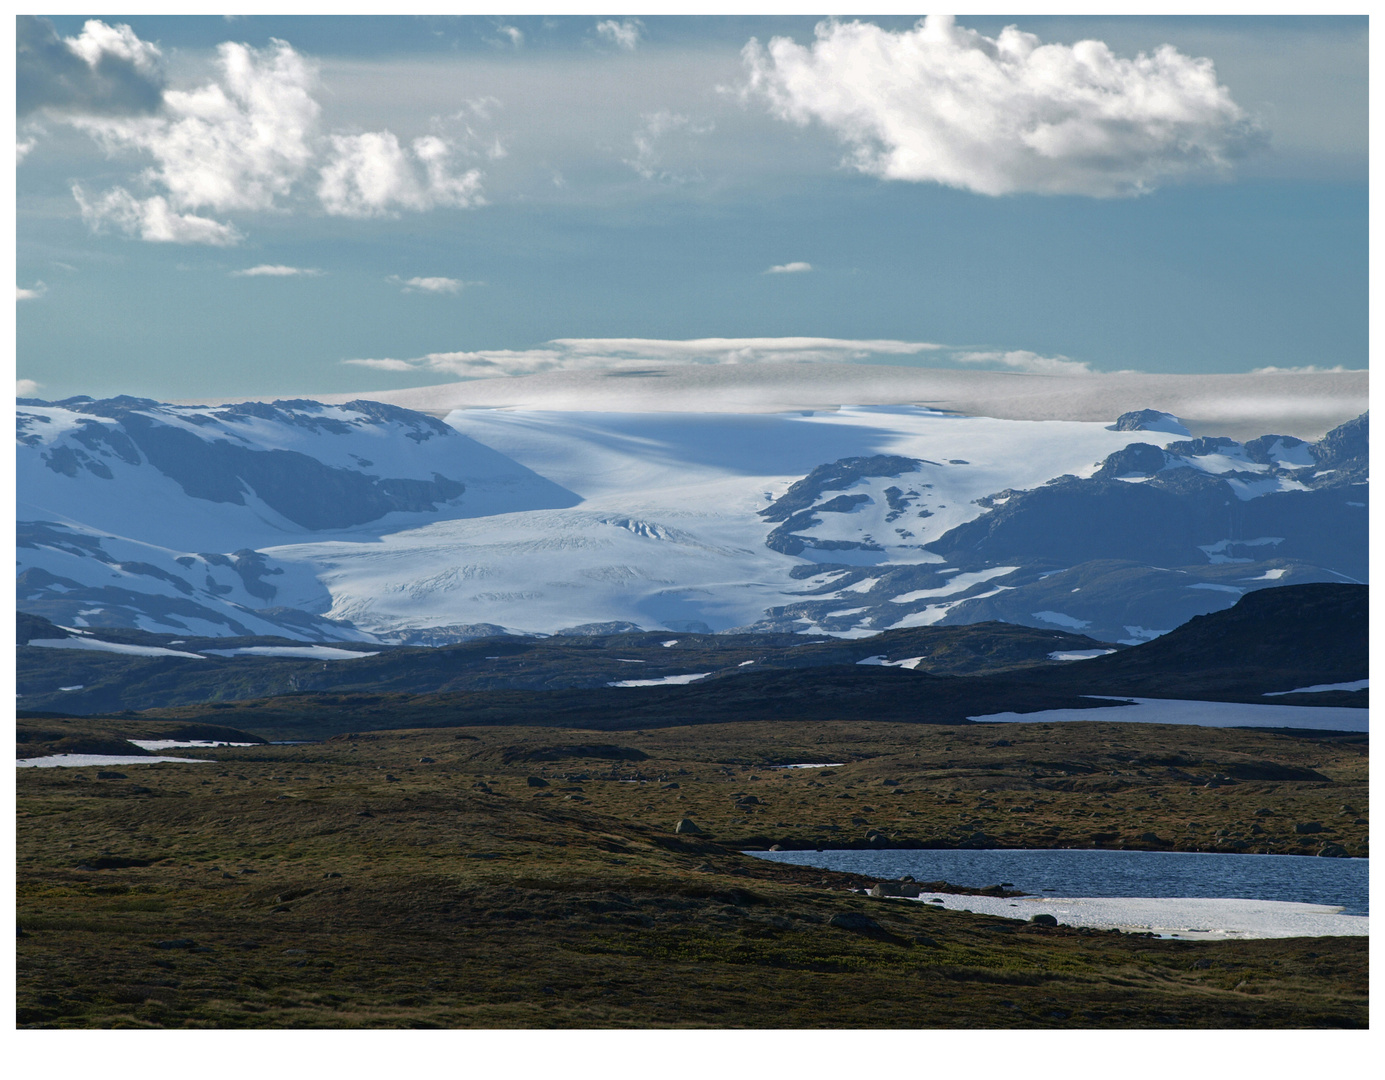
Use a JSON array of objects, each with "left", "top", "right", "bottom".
[
  {"left": 526, "top": 776, "right": 549, "bottom": 788},
  {"left": 829, "top": 911, "right": 882, "bottom": 932},
  {"left": 1030, "top": 913, "right": 1059, "bottom": 927},
  {"left": 673, "top": 818, "right": 703, "bottom": 835},
  {"left": 869, "top": 882, "right": 922, "bottom": 898}
]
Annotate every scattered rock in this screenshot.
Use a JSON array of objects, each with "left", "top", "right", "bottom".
[
  {"left": 96, "top": 771, "right": 127, "bottom": 780},
  {"left": 1254, "top": 808, "right": 1274, "bottom": 817},
  {"left": 1030, "top": 913, "right": 1059, "bottom": 927},
  {"left": 1317, "top": 843, "right": 1349, "bottom": 858},
  {"left": 674, "top": 818, "right": 704, "bottom": 835},
  {"left": 323, "top": 871, "right": 342, "bottom": 879},
  {"left": 768, "top": 844, "right": 783, "bottom": 851},
  {"left": 418, "top": 757, "right": 435, "bottom": 764},
  {"left": 1294, "top": 821, "right": 1324, "bottom": 835},
  {"left": 152, "top": 939, "right": 197, "bottom": 950},
  {"left": 828, "top": 911, "right": 882, "bottom": 932},
  {"left": 869, "top": 881, "right": 922, "bottom": 898},
  {"left": 526, "top": 776, "right": 550, "bottom": 788},
  {"left": 880, "top": 778, "right": 900, "bottom": 787}
]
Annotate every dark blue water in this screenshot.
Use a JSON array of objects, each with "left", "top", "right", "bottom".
[{"left": 750, "top": 849, "right": 1369, "bottom": 916}]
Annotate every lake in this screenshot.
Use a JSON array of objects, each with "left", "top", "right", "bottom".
[{"left": 750, "top": 847, "right": 1368, "bottom": 916}]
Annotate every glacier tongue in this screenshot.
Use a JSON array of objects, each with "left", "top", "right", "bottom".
[{"left": 258, "top": 406, "right": 1160, "bottom": 636}]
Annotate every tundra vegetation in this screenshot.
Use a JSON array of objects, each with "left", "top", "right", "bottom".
[{"left": 17, "top": 716, "right": 1367, "bottom": 1028}]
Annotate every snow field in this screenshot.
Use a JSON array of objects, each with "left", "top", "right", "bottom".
[
  {"left": 904, "top": 893, "right": 1367, "bottom": 940},
  {"left": 17, "top": 754, "right": 213, "bottom": 768}
]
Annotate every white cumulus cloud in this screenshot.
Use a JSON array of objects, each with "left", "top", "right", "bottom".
[
  {"left": 766, "top": 261, "right": 813, "bottom": 274},
  {"left": 17, "top": 281, "right": 47, "bottom": 301},
  {"left": 231, "top": 264, "right": 322, "bottom": 277},
  {"left": 388, "top": 275, "right": 471, "bottom": 294},
  {"left": 18, "top": 16, "right": 164, "bottom": 118},
  {"left": 64, "top": 19, "right": 162, "bottom": 73},
  {"left": 73, "top": 186, "right": 243, "bottom": 245},
  {"left": 743, "top": 15, "right": 1263, "bottom": 197},
  {"left": 344, "top": 336, "right": 944, "bottom": 379},
  {"left": 954, "top": 349, "right": 1092, "bottom": 376},
  {"left": 596, "top": 19, "right": 644, "bottom": 51},
  {"left": 74, "top": 40, "right": 320, "bottom": 216},
  {"left": 17, "top": 130, "right": 41, "bottom": 163},
  {"left": 318, "top": 132, "right": 484, "bottom": 218},
  {"left": 17, "top": 379, "right": 44, "bottom": 397},
  {"left": 60, "top": 31, "right": 487, "bottom": 242}
]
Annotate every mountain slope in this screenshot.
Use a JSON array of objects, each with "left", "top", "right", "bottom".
[
  {"left": 750, "top": 415, "right": 1367, "bottom": 643},
  {"left": 1028, "top": 583, "right": 1367, "bottom": 702},
  {"left": 17, "top": 396, "right": 579, "bottom": 638},
  {"left": 16, "top": 610, "right": 1117, "bottom": 715}
]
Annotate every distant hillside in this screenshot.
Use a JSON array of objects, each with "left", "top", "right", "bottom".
[
  {"left": 34, "top": 583, "right": 1366, "bottom": 740},
  {"left": 17, "top": 611, "right": 1115, "bottom": 715},
  {"left": 1030, "top": 583, "right": 1367, "bottom": 703}
]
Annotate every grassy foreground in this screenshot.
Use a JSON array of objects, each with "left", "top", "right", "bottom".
[{"left": 16, "top": 719, "right": 1368, "bottom": 1028}]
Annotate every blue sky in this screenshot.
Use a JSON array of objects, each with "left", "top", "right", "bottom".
[{"left": 15, "top": 14, "right": 1368, "bottom": 401}]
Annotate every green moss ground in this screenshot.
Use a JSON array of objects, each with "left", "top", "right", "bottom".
[{"left": 16, "top": 720, "right": 1367, "bottom": 1028}]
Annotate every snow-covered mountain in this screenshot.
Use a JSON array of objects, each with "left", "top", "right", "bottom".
[
  {"left": 17, "top": 395, "right": 577, "bottom": 638},
  {"left": 751, "top": 413, "right": 1367, "bottom": 642},
  {"left": 15, "top": 389, "right": 1367, "bottom": 645}
]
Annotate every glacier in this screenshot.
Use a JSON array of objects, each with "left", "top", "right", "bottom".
[{"left": 15, "top": 382, "right": 1368, "bottom": 644}]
